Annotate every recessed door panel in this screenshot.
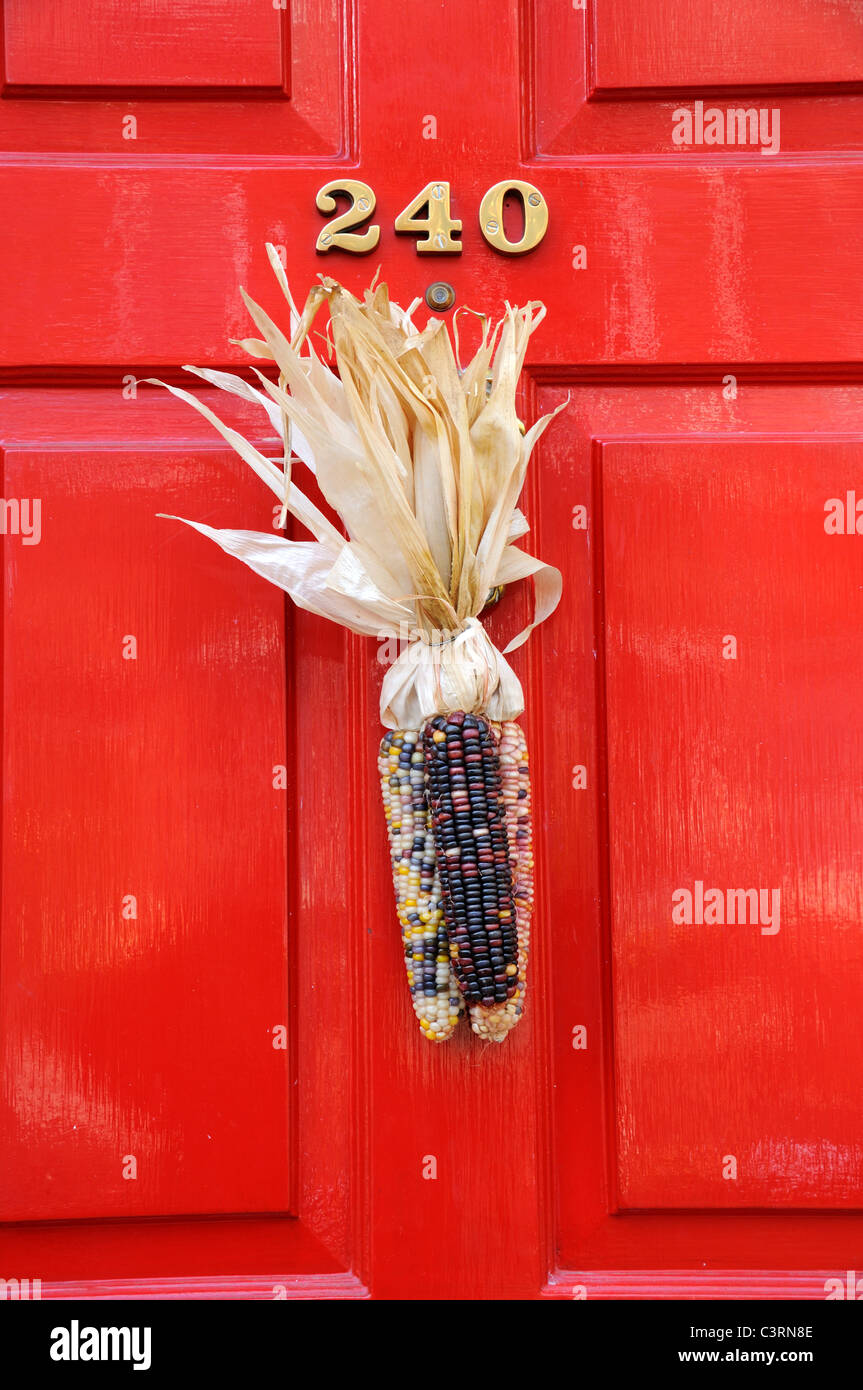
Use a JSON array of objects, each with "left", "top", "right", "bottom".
[
  {"left": 4, "top": 0, "right": 286, "bottom": 90},
  {"left": 0, "top": 393, "right": 291, "bottom": 1221},
  {"left": 602, "top": 437, "right": 863, "bottom": 1210},
  {"left": 593, "top": 0, "right": 863, "bottom": 91}
]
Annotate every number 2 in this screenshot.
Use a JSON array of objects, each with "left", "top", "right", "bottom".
[{"left": 315, "top": 180, "right": 380, "bottom": 254}]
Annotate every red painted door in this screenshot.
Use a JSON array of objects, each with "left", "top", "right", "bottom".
[{"left": 2, "top": 0, "right": 863, "bottom": 1300}]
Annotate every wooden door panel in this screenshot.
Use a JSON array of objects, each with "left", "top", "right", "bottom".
[
  {"left": 535, "top": 377, "right": 863, "bottom": 1287},
  {"left": 0, "top": 392, "right": 291, "bottom": 1221},
  {"left": 594, "top": 0, "right": 863, "bottom": 91},
  {"left": 0, "top": 387, "right": 365, "bottom": 1288},
  {"left": 0, "top": 0, "right": 346, "bottom": 154},
  {"left": 604, "top": 437, "right": 863, "bottom": 1210},
  {"left": 529, "top": 3, "right": 863, "bottom": 154},
  {"left": 3, "top": 0, "right": 287, "bottom": 92}
]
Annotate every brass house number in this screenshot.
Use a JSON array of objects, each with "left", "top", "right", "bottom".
[{"left": 315, "top": 179, "right": 549, "bottom": 256}]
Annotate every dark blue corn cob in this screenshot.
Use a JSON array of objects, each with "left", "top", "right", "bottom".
[{"left": 422, "top": 712, "right": 519, "bottom": 1008}]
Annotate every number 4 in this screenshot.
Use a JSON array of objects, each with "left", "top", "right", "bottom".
[{"left": 394, "top": 181, "right": 462, "bottom": 254}]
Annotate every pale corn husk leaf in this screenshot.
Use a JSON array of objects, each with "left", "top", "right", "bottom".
[
  {"left": 239, "top": 288, "right": 453, "bottom": 624},
  {"left": 413, "top": 424, "right": 454, "bottom": 590},
  {"left": 264, "top": 243, "right": 302, "bottom": 338},
  {"left": 250, "top": 366, "right": 446, "bottom": 618},
  {"left": 157, "top": 517, "right": 411, "bottom": 638},
  {"left": 493, "top": 545, "right": 563, "bottom": 654},
  {"left": 472, "top": 396, "right": 568, "bottom": 611},
  {"left": 179, "top": 364, "right": 315, "bottom": 474},
  {"left": 231, "top": 337, "right": 275, "bottom": 359},
  {"left": 146, "top": 379, "right": 341, "bottom": 548}
]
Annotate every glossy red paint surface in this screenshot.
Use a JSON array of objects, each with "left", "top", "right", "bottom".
[
  {"left": 1, "top": 399, "right": 293, "bottom": 1224},
  {"left": 604, "top": 439, "right": 863, "bottom": 1209},
  {"left": 593, "top": 0, "right": 863, "bottom": 90},
  {"left": 3, "top": 0, "right": 286, "bottom": 91},
  {"left": 2, "top": 0, "right": 863, "bottom": 1300}
]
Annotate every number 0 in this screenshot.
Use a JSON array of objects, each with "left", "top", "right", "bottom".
[{"left": 479, "top": 180, "right": 548, "bottom": 255}]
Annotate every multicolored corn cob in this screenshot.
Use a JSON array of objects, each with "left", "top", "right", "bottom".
[
  {"left": 379, "top": 714, "right": 534, "bottom": 1043},
  {"left": 378, "top": 729, "right": 464, "bottom": 1041},
  {"left": 423, "top": 712, "right": 520, "bottom": 1009},
  {"left": 468, "top": 720, "right": 533, "bottom": 1041}
]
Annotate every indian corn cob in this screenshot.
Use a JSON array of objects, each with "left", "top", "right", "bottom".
[
  {"left": 379, "top": 712, "right": 534, "bottom": 1042},
  {"left": 424, "top": 713, "right": 519, "bottom": 1009},
  {"left": 469, "top": 719, "right": 533, "bottom": 1041},
  {"left": 378, "top": 728, "right": 463, "bottom": 1041}
]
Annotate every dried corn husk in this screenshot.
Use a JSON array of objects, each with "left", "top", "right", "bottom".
[{"left": 150, "top": 251, "right": 564, "bottom": 726}]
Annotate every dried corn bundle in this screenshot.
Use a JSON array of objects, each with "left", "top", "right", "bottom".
[{"left": 152, "top": 249, "right": 564, "bottom": 1045}]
